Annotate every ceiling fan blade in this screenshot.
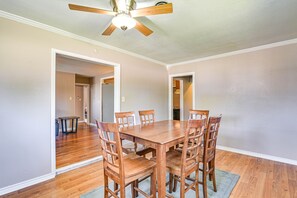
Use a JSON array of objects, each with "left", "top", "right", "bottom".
[
  {"left": 130, "top": 3, "right": 173, "bottom": 18},
  {"left": 102, "top": 23, "right": 117, "bottom": 36},
  {"left": 135, "top": 20, "right": 153, "bottom": 36},
  {"left": 68, "top": 4, "right": 116, "bottom": 16}
]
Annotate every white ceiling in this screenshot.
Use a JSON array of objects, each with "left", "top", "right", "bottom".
[
  {"left": 56, "top": 54, "right": 114, "bottom": 77},
  {"left": 1, "top": 0, "right": 297, "bottom": 64}
]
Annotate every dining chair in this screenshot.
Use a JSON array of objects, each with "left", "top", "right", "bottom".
[
  {"left": 199, "top": 115, "right": 222, "bottom": 198},
  {"left": 115, "top": 111, "right": 137, "bottom": 154},
  {"left": 174, "top": 115, "right": 222, "bottom": 198},
  {"left": 175, "top": 109, "right": 209, "bottom": 150},
  {"left": 97, "top": 121, "right": 156, "bottom": 198},
  {"left": 139, "top": 110, "right": 155, "bottom": 125},
  {"left": 137, "top": 110, "right": 156, "bottom": 156},
  {"left": 165, "top": 119, "right": 206, "bottom": 198},
  {"left": 115, "top": 111, "right": 155, "bottom": 157},
  {"left": 115, "top": 111, "right": 136, "bottom": 128},
  {"left": 189, "top": 109, "right": 209, "bottom": 120}
]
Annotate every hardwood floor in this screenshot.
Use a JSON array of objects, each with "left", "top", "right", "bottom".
[
  {"left": 56, "top": 123, "right": 102, "bottom": 168},
  {"left": 3, "top": 150, "right": 297, "bottom": 198}
]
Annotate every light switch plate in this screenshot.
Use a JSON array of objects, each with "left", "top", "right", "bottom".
[{"left": 121, "top": 97, "right": 125, "bottom": 102}]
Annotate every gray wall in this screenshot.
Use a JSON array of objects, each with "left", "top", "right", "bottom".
[
  {"left": 168, "top": 43, "right": 297, "bottom": 161},
  {"left": 55, "top": 72, "right": 75, "bottom": 118},
  {"left": 0, "top": 17, "right": 168, "bottom": 189}
]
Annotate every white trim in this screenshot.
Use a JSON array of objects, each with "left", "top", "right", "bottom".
[
  {"left": 0, "top": 173, "right": 55, "bottom": 196},
  {"left": 167, "top": 38, "right": 297, "bottom": 68},
  {"left": 0, "top": 10, "right": 166, "bottom": 67},
  {"left": 51, "top": 49, "right": 121, "bottom": 176},
  {"left": 99, "top": 75, "right": 115, "bottom": 122},
  {"left": 217, "top": 145, "right": 297, "bottom": 166},
  {"left": 75, "top": 83, "right": 89, "bottom": 86},
  {"left": 179, "top": 80, "right": 184, "bottom": 121},
  {"left": 75, "top": 83, "right": 90, "bottom": 124},
  {"left": 50, "top": 49, "right": 56, "bottom": 175},
  {"left": 114, "top": 69, "right": 121, "bottom": 121},
  {"left": 2, "top": 10, "right": 297, "bottom": 68},
  {"left": 2, "top": 11, "right": 297, "bottom": 68},
  {"left": 89, "top": 123, "right": 97, "bottom": 127},
  {"left": 56, "top": 156, "right": 103, "bottom": 175},
  {"left": 169, "top": 72, "right": 196, "bottom": 120}
]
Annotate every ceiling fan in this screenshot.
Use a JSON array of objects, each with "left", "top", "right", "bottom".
[{"left": 68, "top": 0, "right": 173, "bottom": 36}]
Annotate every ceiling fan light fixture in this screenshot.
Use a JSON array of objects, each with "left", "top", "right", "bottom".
[{"left": 112, "top": 13, "right": 136, "bottom": 31}]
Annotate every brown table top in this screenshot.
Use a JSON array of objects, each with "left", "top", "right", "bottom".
[
  {"left": 58, "top": 116, "right": 80, "bottom": 120},
  {"left": 119, "top": 120, "right": 188, "bottom": 145}
]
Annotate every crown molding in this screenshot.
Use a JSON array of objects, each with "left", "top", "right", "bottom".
[
  {"left": 2, "top": 10, "right": 297, "bottom": 70},
  {"left": 167, "top": 38, "right": 297, "bottom": 68},
  {"left": 0, "top": 10, "right": 167, "bottom": 67}
]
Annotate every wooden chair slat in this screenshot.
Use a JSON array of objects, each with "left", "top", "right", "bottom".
[
  {"left": 96, "top": 120, "right": 157, "bottom": 198},
  {"left": 166, "top": 119, "right": 206, "bottom": 197}
]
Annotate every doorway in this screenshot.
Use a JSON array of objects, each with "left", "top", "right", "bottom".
[
  {"left": 75, "top": 83, "right": 90, "bottom": 123},
  {"left": 169, "top": 73, "right": 195, "bottom": 121},
  {"left": 172, "top": 79, "right": 184, "bottom": 120},
  {"left": 51, "top": 49, "right": 121, "bottom": 174},
  {"left": 100, "top": 76, "right": 115, "bottom": 122}
]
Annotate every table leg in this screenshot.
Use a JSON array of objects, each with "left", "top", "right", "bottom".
[
  {"left": 61, "top": 119, "right": 64, "bottom": 133},
  {"left": 156, "top": 144, "right": 166, "bottom": 198},
  {"left": 75, "top": 118, "right": 78, "bottom": 133},
  {"left": 65, "top": 120, "right": 68, "bottom": 133},
  {"left": 71, "top": 119, "right": 74, "bottom": 132}
]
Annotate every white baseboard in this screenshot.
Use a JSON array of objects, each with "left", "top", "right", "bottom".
[
  {"left": 217, "top": 145, "right": 297, "bottom": 166},
  {"left": 0, "top": 172, "right": 55, "bottom": 196},
  {"left": 56, "top": 155, "right": 103, "bottom": 175},
  {"left": 89, "top": 123, "right": 97, "bottom": 127},
  {"left": 0, "top": 156, "right": 103, "bottom": 196}
]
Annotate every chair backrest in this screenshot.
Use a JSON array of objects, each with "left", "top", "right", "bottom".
[
  {"left": 139, "top": 110, "right": 155, "bottom": 125},
  {"left": 203, "top": 115, "right": 222, "bottom": 162},
  {"left": 115, "top": 111, "right": 136, "bottom": 128},
  {"left": 96, "top": 121, "right": 124, "bottom": 178},
  {"left": 189, "top": 110, "right": 209, "bottom": 121},
  {"left": 181, "top": 119, "right": 206, "bottom": 172}
]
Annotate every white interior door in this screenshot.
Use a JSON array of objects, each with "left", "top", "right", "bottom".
[{"left": 102, "top": 83, "right": 114, "bottom": 122}]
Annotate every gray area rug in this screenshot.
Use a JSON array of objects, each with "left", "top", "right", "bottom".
[{"left": 81, "top": 169, "right": 239, "bottom": 198}]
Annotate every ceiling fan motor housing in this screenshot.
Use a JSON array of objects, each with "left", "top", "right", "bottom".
[
  {"left": 110, "top": 0, "right": 136, "bottom": 12},
  {"left": 155, "top": 1, "right": 168, "bottom": 6}
]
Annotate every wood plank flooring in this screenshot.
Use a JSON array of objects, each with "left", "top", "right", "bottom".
[
  {"left": 3, "top": 149, "right": 297, "bottom": 198},
  {"left": 56, "top": 123, "right": 102, "bottom": 168}
]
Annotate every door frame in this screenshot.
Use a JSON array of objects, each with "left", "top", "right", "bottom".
[
  {"left": 51, "top": 49, "right": 121, "bottom": 175},
  {"left": 179, "top": 80, "right": 184, "bottom": 120},
  {"left": 75, "top": 83, "right": 90, "bottom": 124},
  {"left": 99, "top": 75, "right": 114, "bottom": 122},
  {"left": 168, "top": 72, "right": 195, "bottom": 120}
]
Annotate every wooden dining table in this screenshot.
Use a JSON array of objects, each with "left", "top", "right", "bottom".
[{"left": 119, "top": 120, "right": 188, "bottom": 198}]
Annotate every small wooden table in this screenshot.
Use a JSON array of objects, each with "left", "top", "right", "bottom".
[
  {"left": 119, "top": 120, "right": 187, "bottom": 198},
  {"left": 58, "top": 116, "right": 80, "bottom": 134}
]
